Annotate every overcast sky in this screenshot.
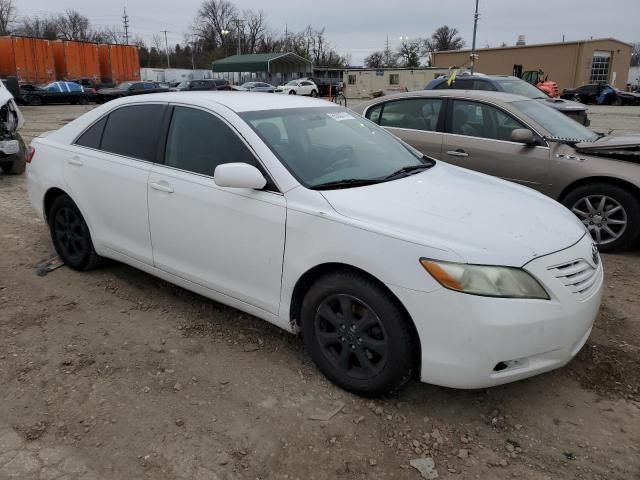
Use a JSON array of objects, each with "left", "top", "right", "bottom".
[{"left": 15, "top": 0, "right": 640, "bottom": 65}]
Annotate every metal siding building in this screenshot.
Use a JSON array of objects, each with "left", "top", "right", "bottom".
[
  {"left": 211, "top": 53, "right": 312, "bottom": 85},
  {"left": 431, "top": 38, "right": 632, "bottom": 91},
  {"left": 343, "top": 67, "right": 449, "bottom": 99}
]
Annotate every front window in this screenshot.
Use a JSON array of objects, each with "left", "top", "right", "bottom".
[
  {"left": 176, "top": 81, "right": 189, "bottom": 89},
  {"left": 286, "top": 80, "right": 298, "bottom": 86},
  {"left": 241, "top": 107, "right": 429, "bottom": 189},
  {"left": 451, "top": 100, "right": 526, "bottom": 141},
  {"left": 116, "top": 82, "right": 133, "bottom": 89},
  {"left": 496, "top": 79, "right": 548, "bottom": 99},
  {"left": 512, "top": 99, "right": 599, "bottom": 142}
]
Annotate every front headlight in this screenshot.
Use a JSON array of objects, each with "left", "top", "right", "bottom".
[{"left": 420, "top": 259, "right": 549, "bottom": 299}]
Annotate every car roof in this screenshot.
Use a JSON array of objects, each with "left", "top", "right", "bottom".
[
  {"left": 357, "top": 89, "right": 531, "bottom": 106},
  {"left": 105, "top": 91, "right": 337, "bottom": 112}
]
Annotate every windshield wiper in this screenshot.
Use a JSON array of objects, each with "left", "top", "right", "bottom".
[
  {"left": 382, "top": 162, "right": 434, "bottom": 180},
  {"left": 310, "top": 178, "right": 383, "bottom": 190}
]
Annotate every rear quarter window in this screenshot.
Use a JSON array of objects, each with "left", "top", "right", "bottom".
[{"left": 74, "top": 117, "right": 107, "bottom": 149}]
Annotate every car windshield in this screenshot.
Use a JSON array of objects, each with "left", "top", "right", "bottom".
[
  {"left": 497, "top": 79, "right": 548, "bottom": 99},
  {"left": 286, "top": 80, "right": 298, "bottom": 86},
  {"left": 176, "top": 81, "right": 189, "bottom": 89},
  {"left": 241, "top": 82, "right": 255, "bottom": 87},
  {"left": 512, "top": 99, "right": 599, "bottom": 142},
  {"left": 241, "top": 107, "right": 430, "bottom": 189},
  {"left": 117, "top": 82, "right": 133, "bottom": 89}
]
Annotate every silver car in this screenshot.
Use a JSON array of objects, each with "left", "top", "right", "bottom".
[
  {"left": 352, "top": 90, "right": 640, "bottom": 252},
  {"left": 240, "top": 82, "right": 275, "bottom": 93}
]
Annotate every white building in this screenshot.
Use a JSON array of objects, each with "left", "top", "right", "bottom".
[{"left": 140, "top": 68, "right": 214, "bottom": 84}]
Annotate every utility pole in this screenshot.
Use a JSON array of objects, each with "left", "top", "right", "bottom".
[
  {"left": 470, "top": 0, "right": 480, "bottom": 73},
  {"left": 122, "top": 7, "right": 130, "bottom": 45},
  {"left": 234, "top": 18, "right": 244, "bottom": 56},
  {"left": 190, "top": 36, "right": 196, "bottom": 69},
  {"left": 284, "top": 24, "right": 288, "bottom": 51},
  {"left": 160, "top": 30, "right": 170, "bottom": 68}
]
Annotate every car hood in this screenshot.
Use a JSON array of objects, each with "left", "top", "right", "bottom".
[
  {"left": 535, "top": 97, "right": 586, "bottom": 112},
  {"left": 575, "top": 134, "right": 640, "bottom": 150},
  {"left": 97, "top": 88, "right": 126, "bottom": 95},
  {"left": 320, "top": 163, "right": 586, "bottom": 267}
]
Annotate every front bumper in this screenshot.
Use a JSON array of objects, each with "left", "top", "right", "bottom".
[{"left": 389, "top": 234, "right": 603, "bottom": 389}]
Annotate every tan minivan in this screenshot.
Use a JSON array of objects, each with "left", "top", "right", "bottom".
[{"left": 352, "top": 90, "right": 640, "bottom": 252}]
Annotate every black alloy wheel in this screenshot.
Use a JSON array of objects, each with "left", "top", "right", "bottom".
[
  {"left": 301, "top": 271, "right": 416, "bottom": 396},
  {"left": 49, "top": 195, "right": 102, "bottom": 270}
]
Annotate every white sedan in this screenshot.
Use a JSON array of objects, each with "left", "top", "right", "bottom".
[
  {"left": 275, "top": 79, "right": 318, "bottom": 96},
  {"left": 25, "top": 92, "right": 602, "bottom": 396}
]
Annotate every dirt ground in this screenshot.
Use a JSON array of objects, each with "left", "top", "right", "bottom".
[{"left": 0, "top": 104, "right": 639, "bottom": 480}]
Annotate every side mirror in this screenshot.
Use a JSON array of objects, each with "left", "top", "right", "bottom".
[
  {"left": 510, "top": 128, "right": 535, "bottom": 145},
  {"left": 214, "top": 163, "right": 266, "bottom": 189}
]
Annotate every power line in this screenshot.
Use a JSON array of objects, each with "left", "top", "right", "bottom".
[{"left": 122, "top": 7, "right": 130, "bottom": 45}]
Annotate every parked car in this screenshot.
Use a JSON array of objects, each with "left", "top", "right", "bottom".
[
  {"left": 68, "top": 78, "right": 113, "bottom": 90},
  {"left": 171, "top": 79, "right": 231, "bottom": 92},
  {"left": 0, "top": 79, "right": 26, "bottom": 174},
  {"left": 96, "top": 81, "right": 170, "bottom": 102},
  {"left": 352, "top": 90, "right": 640, "bottom": 251},
  {"left": 560, "top": 84, "right": 638, "bottom": 105},
  {"left": 274, "top": 79, "right": 318, "bottom": 96},
  {"left": 19, "top": 81, "right": 95, "bottom": 106},
  {"left": 427, "top": 74, "right": 590, "bottom": 125},
  {"left": 240, "top": 82, "right": 275, "bottom": 93},
  {"left": 26, "top": 92, "right": 602, "bottom": 396}
]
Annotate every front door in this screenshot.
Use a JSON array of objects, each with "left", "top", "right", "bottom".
[
  {"left": 365, "top": 97, "right": 444, "bottom": 159},
  {"left": 441, "top": 99, "right": 550, "bottom": 191},
  {"left": 147, "top": 105, "right": 286, "bottom": 314}
]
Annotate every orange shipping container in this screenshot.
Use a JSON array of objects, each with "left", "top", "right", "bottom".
[
  {"left": 98, "top": 44, "right": 140, "bottom": 84},
  {"left": 0, "top": 36, "right": 55, "bottom": 84},
  {"left": 52, "top": 40, "right": 100, "bottom": 81}
]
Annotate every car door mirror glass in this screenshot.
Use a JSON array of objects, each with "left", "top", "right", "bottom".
[
  {"left": 214, "top": 163, "right": 267, "bottom": 189},
  {"left": 510, "top": 128, "right": 535, "bottom": 145}
]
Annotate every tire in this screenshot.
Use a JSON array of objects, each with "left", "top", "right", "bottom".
[
  {"left": 301, "top": 271, "right": 417, "bottom": 396},
  {"left": 310, "top": 90, "right": 318, "bottom": 97},
  {"left": 612, "top": 96, "right": 623, "bottom": 106},
  {"left": 49, "top": 195, "right": 102, "bottom": 271},
  {"left": 288, "top": 90, "right": 296, "bottom": 95},
  {"left": 562, "top": 182, "right": 640, "bottom": 252},
  {"left": 0, "top": 136, "right": 26, "bottom": 174},
  {"left": 27, "top": 95, "right": 43, "bottom": 106},
  {"left": 78, "top": 95, "right": 89, "bottom": 105},
  {"left": 572, "top": 94, "right": 582, "bottom": 103}
]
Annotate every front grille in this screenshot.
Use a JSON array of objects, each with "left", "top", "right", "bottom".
[{"left": 548, "top": 259, "right": 599, "bottom": 298}]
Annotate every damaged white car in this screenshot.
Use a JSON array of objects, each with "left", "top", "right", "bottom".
[{"left": 0, "top": 79, "right": 26, "bottom": 174}]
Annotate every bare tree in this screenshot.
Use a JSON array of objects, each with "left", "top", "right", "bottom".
[
  {"left": 195, "top": 0, "right": 237, "bottom": 51},
  {"left": 0, "top": 0, "right": 16, "bottom": 35},
  {"left": 92, "top": 26, "right": 122, "bottom": 44},
  {"left": 426, "top": 25, "right": 465, "bottom": 52},
  {"left": 242, "top": 9, "right": 266, "bottom": 54},
  {"left": 397, "top": 39, "right": 422, "bottom": 67},
  {"left": 16, "top": 15, "right": 59, "bottom": 39},
  {"left": 364, "top": 51, "right": 384, "bottom": 68},
  {"left": 56, "top": 9, "right": 91, "bottom": 41}
]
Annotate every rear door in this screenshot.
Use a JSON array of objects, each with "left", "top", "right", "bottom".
[
  {"left": 364, "top": 97, "right": 444, "bottom": 159},
  {"left": 441, "top": 98, "right": 550, "bottom": 190},
  {"left": 64, "top": 103, "right": 167, "bottom": 264}
]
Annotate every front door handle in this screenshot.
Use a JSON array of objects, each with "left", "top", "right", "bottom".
[
  {"left": 446, "top": 149, "right": 469, "bottom": 158},
  {"left": 67, "top": 157, "right": 83, "bottom": 166},
  {"left": 149, "top": 181, "right": 174, "bottom": 193}
]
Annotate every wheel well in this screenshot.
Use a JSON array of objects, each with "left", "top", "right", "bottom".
[
  {"left": 43, "top": 187, "right": 68, "bottom": 223},
  {"left": 289, "top": 263, "right": 422, "bottom": 368},
  {"left": 559, "top": 177, "right": 640, "bottom": 204}
]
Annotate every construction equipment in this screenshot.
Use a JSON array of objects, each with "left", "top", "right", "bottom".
[{"left": 513, "top": 65, "right": 559, "bottom": 97}]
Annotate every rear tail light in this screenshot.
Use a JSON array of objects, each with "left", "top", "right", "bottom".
[{"left": 25, "top": 146, "right": 35, "bottom": 163}]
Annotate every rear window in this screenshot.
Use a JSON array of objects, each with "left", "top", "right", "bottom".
[
  {"left": 100, "top": 104, "right": 166, "bottom": 161},
  {"left": 75, "top": 117, "right": 107, "bottom": 149}
]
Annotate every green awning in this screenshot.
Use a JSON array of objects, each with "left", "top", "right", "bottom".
[{"left": 211, "top": 52, "right": 313, "bottom": 74}]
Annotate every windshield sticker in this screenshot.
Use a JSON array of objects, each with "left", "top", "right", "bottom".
[{"left": 327, "top": 112, "right": 355, "bottom": 122}]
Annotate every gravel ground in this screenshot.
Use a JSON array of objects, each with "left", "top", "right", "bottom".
[{"left": 0, "top": 104, "right": 638, "bottom": 480}]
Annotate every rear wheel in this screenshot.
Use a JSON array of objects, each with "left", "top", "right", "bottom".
[
  {"left": 563, "top": 183, "right": 640, "bottom": 252},
  {"left": 289, "top": 90, "right": 296, "bottom": 95},
  {"left": 49, "top": 195, "right": 102, "bottom": 270},
  {"left": 78, "top": 95, "right": 89, "bottom": 105},
  {"left": 27, "top": 95, "right": 43, "bottom": 106},
  {"left": 612, "top": 95, "right": 623, "bottom": 106},
  {"left": 310, "top": 90, "right": 318, "bottom": 97},
  {"left": 301, "top": 271, "right": 417, "bottom": 396}
]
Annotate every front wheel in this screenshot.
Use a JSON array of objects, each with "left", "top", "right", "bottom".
[
  {"left": 301, "top": 271, "right": 417, "bottom": 396},
  {"left": 572, "top": 94, "right": 582, "bottom": 103},
  {"left": 563, "top": 183, "right": 640, "bottom": 252},
  {"left": 612, "top": 96, "right": 623, "bottom": 106},
  {"left": 49, "top": 195, "right": 102, "bottom": 270},
  {"left": 27, "top": 95, "right": 43, "bottom": 106},
  {"left": 310, "top": 90, "right": 318, "bottom": 97},
  {"left": 288, "top": 90, "right": 296, "bottom": 95},
  {"left": 78, "top": 95, "right": 89, "bottom": 105}
]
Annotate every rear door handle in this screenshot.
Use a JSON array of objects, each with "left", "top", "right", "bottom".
[
  {"left": 67, "top": 156, "right": 83, "bottom": 166},
  {"left": 149, "top": 181, "right": 174, "bottom": 193},
  {"left": 446, "top": 149, "right": 469, "bottom": 158}
]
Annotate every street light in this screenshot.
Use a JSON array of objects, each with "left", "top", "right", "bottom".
[{"left": 221, "top": 29, "right": 230, "bottom": 57}]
